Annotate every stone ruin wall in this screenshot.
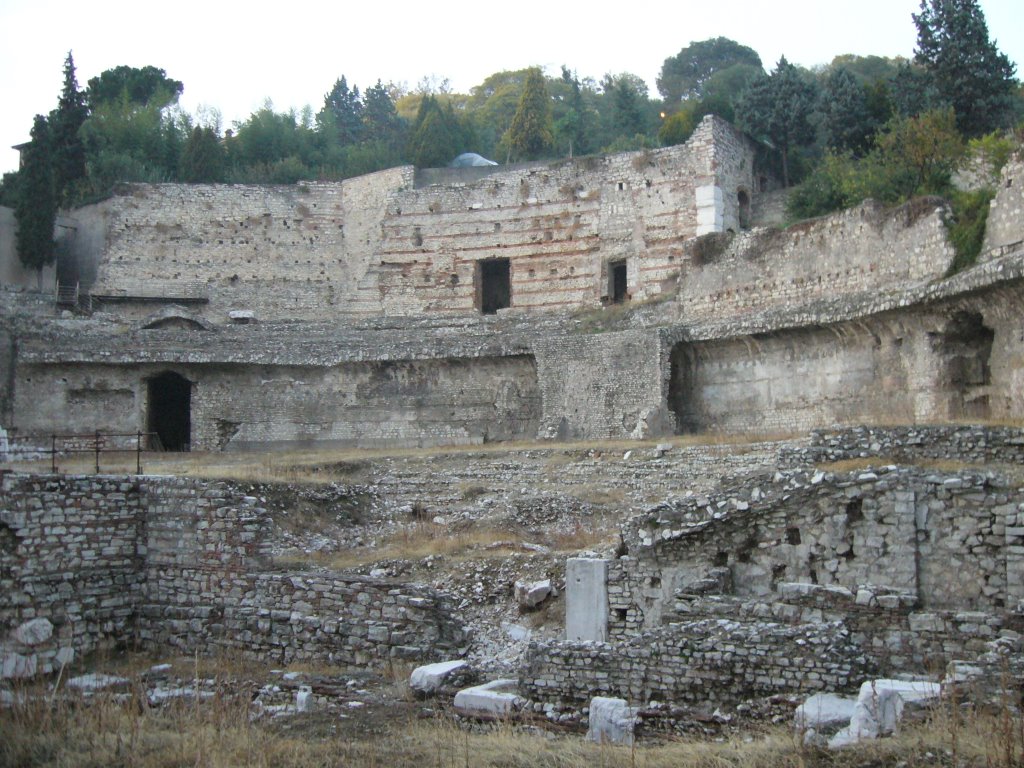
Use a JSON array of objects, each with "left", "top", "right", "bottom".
[
  {"left": 73, "top": 117, "right": 755, "bottom": 322},
  {"left": 980, "top": 155, "right": 1024, "bottom": 261},
  {"left": 521, "top": 427, "right": 1024, "bottom": 707},
  {"left": 0, "top": 473, "right": 465, "bottom": 679}
]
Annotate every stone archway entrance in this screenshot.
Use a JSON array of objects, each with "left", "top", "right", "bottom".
[{"left": 147, "top": 371, "right": 191, "bottom": 451}]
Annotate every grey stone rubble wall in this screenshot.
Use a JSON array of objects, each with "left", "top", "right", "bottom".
[
  {"left": 520, "top": 587, "right": 1023, "bottom": 709},
  {"left": 520, "top": 616, "right": 865, "bottom": 708},
  {"left": 674, "top": 198, "right": 954, "bottom": 324},
  {"left": 0, "top": 473, "right": 144, "bottom": 677},
  {"left": 620, "top": 466, "right": 1019, "bottom": 617},
  {"left": 779, "top": 424, "right": 1024, "bottom": 468},
  {"left": 0, "top": 474, "right": 465, "bottom": 678}
]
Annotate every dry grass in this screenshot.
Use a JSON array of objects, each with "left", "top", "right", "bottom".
[{"left": 4, "top": 681, "right": 1024, "bottom": 768}]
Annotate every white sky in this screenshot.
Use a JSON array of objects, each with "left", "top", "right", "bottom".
[{"left": 2, "top": 0, "right": 1021, "bottom": 175}]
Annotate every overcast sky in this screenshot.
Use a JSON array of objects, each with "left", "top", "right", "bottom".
[{"left": 2, "top": 0, "right": 1021, "bottom": 175}]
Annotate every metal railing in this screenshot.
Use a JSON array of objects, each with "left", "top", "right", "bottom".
[{"left": 2, "top": 431, "right": 161, "bottom": 474}]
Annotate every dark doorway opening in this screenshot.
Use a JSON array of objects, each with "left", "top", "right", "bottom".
[
  {"left": 737, "top": 189, "right": 751, "bottom": 230},
  {"left": 668, "top": 342, "right": 701, "bottom": 433},
  {"left": 147, "top": 371, "right": 191, "bottom": 451},
  {"left": 609, "top": 260, "right": 628, "bottom": 304},
  {"left": 940, "top": 311, "right": 994, "bottom": 419},
  {"left": 478, "top": 258, "right": 511, "bottom": 314}
]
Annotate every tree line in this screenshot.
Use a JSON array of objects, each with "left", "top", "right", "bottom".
[{"left": 3, "top": 0, "right": 1021, "bottom": 276}]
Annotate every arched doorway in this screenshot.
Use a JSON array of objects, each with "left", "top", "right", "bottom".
[{"left": 147, "top": 372, "right": 191, "bottom": 451}]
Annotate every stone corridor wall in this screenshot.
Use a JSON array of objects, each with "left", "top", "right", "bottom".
[{"left": 0, "top": 473, "right": 465, "bottom": 679}]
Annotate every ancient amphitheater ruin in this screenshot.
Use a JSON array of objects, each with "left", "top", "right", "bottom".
[{"left": 2, "top": 115, "right": 1024, "bottom": 745}]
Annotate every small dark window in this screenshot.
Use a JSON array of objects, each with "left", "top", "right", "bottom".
[
  {"left": 478, "top": 258, "right": 511, "bottom": 315},
  {"left": 609, "top": 260, "right": 628, "bottom": 304}
]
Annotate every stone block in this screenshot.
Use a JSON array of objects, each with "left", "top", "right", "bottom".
[
  {"left": 12, "top": 618, "right": 53, "bottom": 646},
  {"left": 829, "top": 679, "right": 941, "bottom": 748},
  {"left": 586, "top": 696, "right": 639, "bottom": 746},
  {"left": 566, "top": 558, "right": 608, "bottom": 642},
  {"left": 410, "top": 660, "right": 470, "bottom": 694},
  {"left": 453, "top": 679, "right": 519, "bottom": 717}
]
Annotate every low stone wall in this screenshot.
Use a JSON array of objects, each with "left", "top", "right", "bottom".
[
  {"left": 779, "top": 424, "right": 1024, "bottom": 468},
  {"left": 521, "top": 588, "right": 1022, "bottom": 708},
  {"left": 520, "top": 616, "right": 865, "bottom": 707},
  {"left": 0, "top": 473, "right": 465, "bottom": 679}
]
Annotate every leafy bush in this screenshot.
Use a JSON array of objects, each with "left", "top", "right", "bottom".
[{"left": 946, "top": 188, "right": 995, "bottom": 274}]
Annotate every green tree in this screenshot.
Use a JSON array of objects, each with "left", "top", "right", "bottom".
[
  {"left": 822, "top": 67, "right": 875, "bottom": 155},
  {"left": 50, "top": 52, "right": 88, "bottom": 206},
  {"left": 407, "top": 95, "right": 471, "bottom": 168},
  {"left": 362, "top": 80, "right": 403, "bottom": 146},
  {"left": 15, "top": 116, "right": 56, "bottom": 278},
  {"left": 505, "top": 67, "right": 552, "bottom": 160},
  {"left": 179, "top": 126, "right": 225, "bottom": 182},
  {"left": 736, "top": 56, "right": 819, "bottom": 187},
  {"left": 86, "top": 65, "right": 183, "bottom": 110},
  {"left": 913, "top": 0, "right": 1017, "bottom": 136},
  {"left": 657, "top": 37, "right": 762, "bottom": 106},
  {"left": 317, "top": 76, "right": 364, "bottom": 147}
]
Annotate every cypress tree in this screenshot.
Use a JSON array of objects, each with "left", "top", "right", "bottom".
[
  {"left": 15, "top": 115, "right": 57, "bottom": 279},
  {"left": 506, "top": 68, "right": 552, "bottom": 160}
]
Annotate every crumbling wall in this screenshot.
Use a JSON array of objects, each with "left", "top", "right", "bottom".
[
  {"left": 981, "top": 156, "right": 1024, "bottom": 261},
  {"left": 674, "top": 199, "right": 955, "bottom": 324},
  {"left": 0, "top": 474, "right": 465, "bottom": 679}
]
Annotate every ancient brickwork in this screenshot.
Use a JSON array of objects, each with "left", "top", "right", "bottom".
[{"left": 0, "top": 474, "right": 465, "bottom": 679}]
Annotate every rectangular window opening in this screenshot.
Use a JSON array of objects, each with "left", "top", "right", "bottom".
[
  {"left": 478, "top": 258, "right": 511, "bottom": 314},
  {"left": 609, "top": 259, "right": 628, "bottom": 304}
]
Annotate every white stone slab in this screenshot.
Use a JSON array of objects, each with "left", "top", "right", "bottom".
[
  {"left": 453, "top": 679, "right": 519, "bottom": 717},
  {"left": 13, "top": 618, "right": 53, "bottom": 646},
  {"left": 410, "top": 660, "right": 469, "bottom": 694},
  {"left": 566, "top": 558, "right": 608, "bottom": 642}
]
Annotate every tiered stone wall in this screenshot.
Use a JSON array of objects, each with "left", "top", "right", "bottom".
[{"left": 0, "top": 474, "right": 465, "bottom": 678}]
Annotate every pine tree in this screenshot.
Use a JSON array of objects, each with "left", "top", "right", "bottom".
[
  {"left": 736, "top": 56, "right": 819, "bottom": 187},
  {"left": 15, "top": 115, "right": 57, "bottom": 279},
  {"left": 822, "top": 67, "right": 874, "bottom": 155},
  {"left": 317, "top": 76, "right": 364, "bottom": 147},
  {"left": 506, "top": 68, "right": 552, "bottom": 160},
  {"left": 913, "top": 0, "right": 1016, "bottom": 136},
  {"left": 50, "top": 51, "right": 89, "bottom": 206}
]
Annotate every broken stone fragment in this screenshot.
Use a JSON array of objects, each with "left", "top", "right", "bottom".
[
  {"left": 828, "top": 679, "right": 941, "bottom": 748},
  {"left": 587, "top": 696, "right": 640, "bottom": 746},
  {"left": 515, "top": 578, "right": 552, "bottom": 609},
  {"left": 410, "top": 659, "right": 471, "bottom": 694}
]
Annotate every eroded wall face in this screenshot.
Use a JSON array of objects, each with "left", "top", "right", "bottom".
[
  {"left": 669, "top": 322, "right": 927, "bottom": 434},
  {"left": 14, "top": 356, "right": 541, "bottom": 450},
  {"left": 193, "top": 356, "right": 541, "bottom": 450}
]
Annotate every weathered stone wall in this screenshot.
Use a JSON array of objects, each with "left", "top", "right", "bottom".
[
  {"left": 780, "top": 424, "right": 1024, "bottom": 468},
  {"left": 981, "top": 156, "right": 1024, "bottom": 261},
  {"left": 673, "top": 199, "right": 954, "bottom": 324},
  {"left": 0, "top": 473, "right": 144, "bottom": 677},
  {"left": 534, "top": 329, "right": 668, "bottom": 440},
  {"left": 13, "top": 352, "right": 541, "bottom": 451},
  {"left": 0, "top": 474, "right": 464, "bottom": 678},
  {"left": 74, "top": 117, "right": 755, "bottom": 321},
  {"left": 87, "top": 167, "right": 412, "bottom": 322},
  {"left": 619, "top": 466, "right": 1018, "bottom": 622}
]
